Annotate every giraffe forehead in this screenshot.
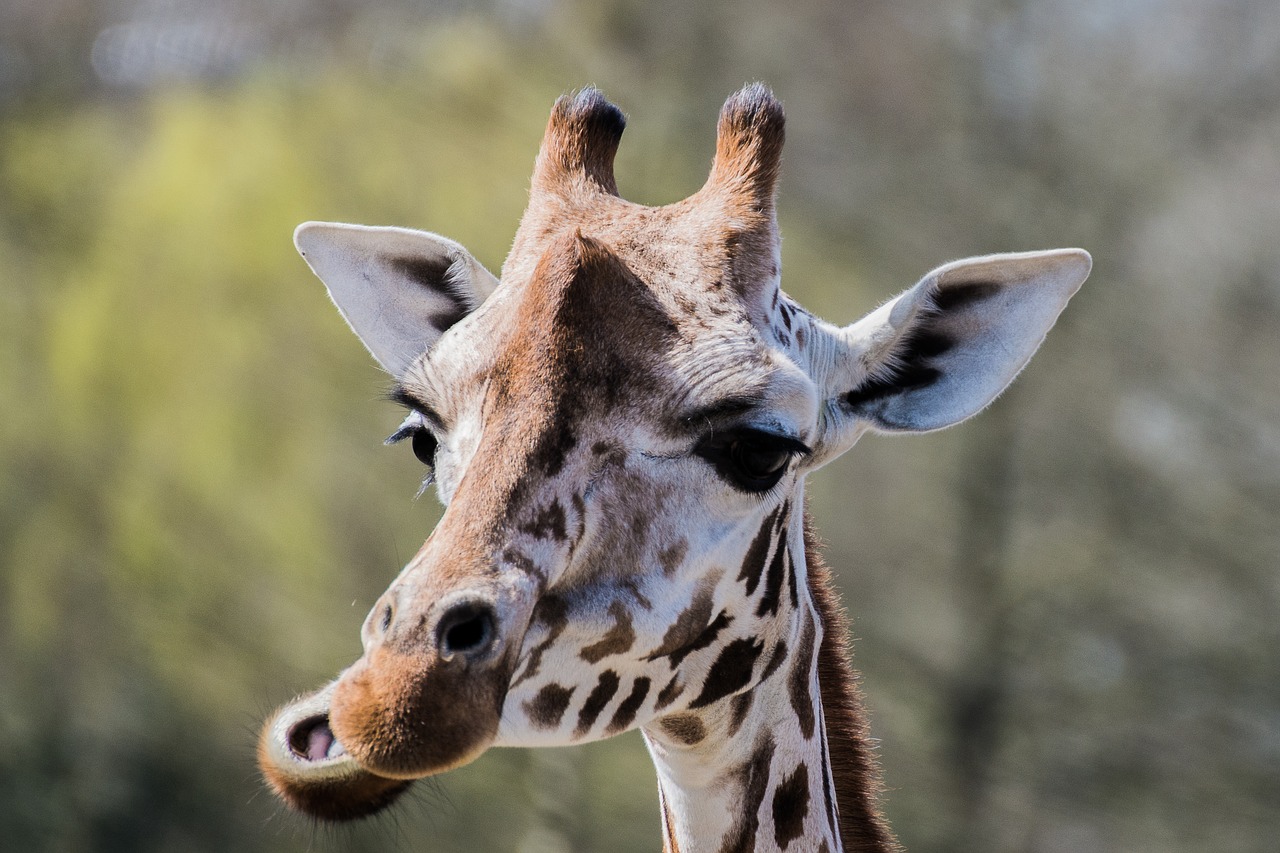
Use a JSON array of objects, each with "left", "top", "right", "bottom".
[{"left": 424, "top": 227, "right": 779, "bottom": 428}]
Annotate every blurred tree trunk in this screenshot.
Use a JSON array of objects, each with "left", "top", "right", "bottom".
[{"left": 945, "top": 387, "right": 1021, "bottom": 853}]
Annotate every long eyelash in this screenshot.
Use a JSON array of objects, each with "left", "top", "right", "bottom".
[
  {"left": 385, "top": 424, "right": 416, "bottom": 445},
  {"left": 725, "top": 430, "right": 813, "bottom": 459},
  {"left": 414, "top": 472, "right": 436, "bottom": 500}
]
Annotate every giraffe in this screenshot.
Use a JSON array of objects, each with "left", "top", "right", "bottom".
[{"left": 257, "top": 85, "right": 1090, "bottom": 852}]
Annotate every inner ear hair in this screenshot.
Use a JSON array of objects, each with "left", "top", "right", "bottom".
[
  {"left": 389, "top": 254, "right": 480, "bottom": 331},
  {"left": 844, "top": 279, "right": 997, "bottom": 408}
]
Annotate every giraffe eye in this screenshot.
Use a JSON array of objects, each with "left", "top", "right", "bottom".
[
  {"left": 696, "top": 429, "right": 810, "bottom": 493},
  {"left": 410, "top": 429, "right": 438, "bottom": 467},
  {"left": 729, "top": 439, "right": 790, "bottom": 483},
  {"left": 386, "top": 417, "right": 439, "bottom": 469}
]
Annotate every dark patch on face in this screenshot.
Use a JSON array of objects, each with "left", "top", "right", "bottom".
[
  {"left": 511, "top": 594, "right": 568, "bottom": 688},
  {"left": 779, "top": 302, "right": 792, "bottom": 331},
  {"left": 571, "top": 492, "right": 587, "bottom": 544},
  {"left": 728, "top": 692, "right": 753, "bottom": 737},
  {"left": 580, "top": 601, "right": 636, "bottom": 663},
  {"left": 524, "top": 682, "right": 575, "bottom": 730},
  {"left": 519, "top": 499, "right": 567, "bottom": 542},
  {"left": 755, "top": 505, "right": 791, "bottom": 618},
  {"left": 737, "top": 507, "right": 780, "bottom": 596},
  {"left": 655, "top": 674, "right": 684, "bottom": 711},
  {"left": 788, "top": 617, "right": 817, "bottom": 740},
  {"left": 648, "top": 588, "right": 733, "bottom": 670},
  {"left": 794, "top": 324, "right": 807, "bottom": 350},
  {"left": 932, "top": 280, "right": 1001, "bottom": 311},
  {"left": 772, "top": 762, "right": 810, "bottom": 849},
  {"left": 658, "top": 712, "right": 706, "bottom": 745},
  {"left": 717, "top": 734, "right": 775, "bottom": 853},
  {"left": 606, "top": 676, "right": 651, "bottom": 734},
  {"left": 689, "top": 636, "right": 764, "bottom": 709},
  {"left": 658, "top": 538, "right": 689, "bottom": 577},
  {"left": 647, "top": 582, "right": 712, "bottom": 662},
  {"left": 623, "top": 577, "right": 653, "bottom": 610},
  {"left": 502, "top": 548, "right": 546, "bottom": 587},
  {"left": 629, "top": 512, "right": 651, "bottom": 555},
  {"left": 531, "top": 422, "right": 577, "bottom": 477},
  {"left": 575, "top": 669, "right": 621, "bottom": 737},
  {"left": 670, "top": 610, "right": 733, "bottom": 669}
]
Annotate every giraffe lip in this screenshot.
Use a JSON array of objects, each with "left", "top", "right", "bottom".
[
  {"left": 288, "top": 714, "right": 348, "bottom": 762},
  {"left": 261, "top": 682, "right": 380, "bottom": 779},
  {"left": 259, "top": 683, "right": 415, "bottom": 821}
]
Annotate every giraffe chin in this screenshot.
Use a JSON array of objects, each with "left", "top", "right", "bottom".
[{"left": 258, "top": 684, "right": 412, "bottom": 821}]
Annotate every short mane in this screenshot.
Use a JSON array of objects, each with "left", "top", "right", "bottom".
[{"left": 805, "top": 515, "right": 902, "bottom": 853}]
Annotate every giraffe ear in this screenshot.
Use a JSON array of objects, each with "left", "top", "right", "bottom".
[
  {"left": 834, "top": 249, "right": 1091, "bottom": 433},
  {"left": 294, "top": 222, "right": 500, "bottom": 376}
]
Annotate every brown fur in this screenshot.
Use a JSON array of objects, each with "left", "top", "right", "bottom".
[
  {"left": 709, "top": 83, "right": 785, "bottom": 212},
  {"left": 805, "top": 516, "right": 902, "bottom": 853},
  {"left": 534, "top": 88, "right": 626, "bottom": 197}
]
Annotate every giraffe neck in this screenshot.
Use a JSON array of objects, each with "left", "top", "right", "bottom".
[{"left": 640, "top": 513, "right": 899, "bottom": 853}]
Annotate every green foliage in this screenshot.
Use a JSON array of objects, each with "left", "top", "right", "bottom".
[{"left": 0, "top": 27, "right": 667, "bottom": 852}]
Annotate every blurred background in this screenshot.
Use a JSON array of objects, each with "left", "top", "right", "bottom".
[{"left": 1, "top": 1, "right": 1278, "bottom": 851}]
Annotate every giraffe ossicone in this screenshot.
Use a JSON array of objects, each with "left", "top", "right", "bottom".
[{"left": 258, "top": 84, "right": 1090, "bottom": 851}]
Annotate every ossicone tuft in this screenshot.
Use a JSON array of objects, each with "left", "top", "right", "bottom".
[
  {"left": 534, "top": 87, "right": 628, "bottom": 197},
  {"left": 709, "top": 83, "right": 786, "bottom": 209}
]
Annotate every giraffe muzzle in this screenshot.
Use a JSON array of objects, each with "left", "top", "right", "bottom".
[{"left": 257, "top": 680, "right": 412, "bottom": 821}]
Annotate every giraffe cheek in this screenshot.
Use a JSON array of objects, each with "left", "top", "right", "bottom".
[{"left": 329, "top": 647, "right": 506, "bottom": 779}]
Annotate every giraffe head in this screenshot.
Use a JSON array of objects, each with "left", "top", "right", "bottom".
[{"left": 258, "top": 86, "right": 1089, "bottom": 821}]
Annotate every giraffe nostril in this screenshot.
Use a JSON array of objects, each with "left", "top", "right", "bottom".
[
  {"left": 436, "top": 600, "right": 497, "bottom": 661},
  {"left": 379, "top": 603, "right": 393, "bottom": 633}
]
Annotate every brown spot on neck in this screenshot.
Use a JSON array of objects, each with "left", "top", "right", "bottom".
[
  {"left": 655, "top": 674, "right": 684, "bottom": 711},
  {"left": 574, "top": 669, "right": 621, "bottom": 737},
  {"left": 788, "top": 615, "right": 817, "bottom": 740},
  {"left": 771, "top": 761, "right": 810, "bottom": 849},
  {"left": 658, "top": 712, "right": 707, "bottom": 745},
  {"left": 524, "top": 683, "right": 575, "bottom": 730},
  {"left": 606, "top": 676, "right": 651, "bottom": 734},
  {"left": 689, "top": 636, "right": 764, "bottom": 709},
  {"left": 717, "top": 733, "right": 775, "bottom": 853}
]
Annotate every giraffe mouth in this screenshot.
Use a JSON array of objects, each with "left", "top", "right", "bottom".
[
  {"left": 258, "top": 683, "right": 412, "bottom": 821},
  {"left": 287, "top": 714, "right": 347, "bottom": 762}
]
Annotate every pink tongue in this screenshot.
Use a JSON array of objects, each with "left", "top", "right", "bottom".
[{"left": 306, "top": 722, "right": 338, "bottom": 761}]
